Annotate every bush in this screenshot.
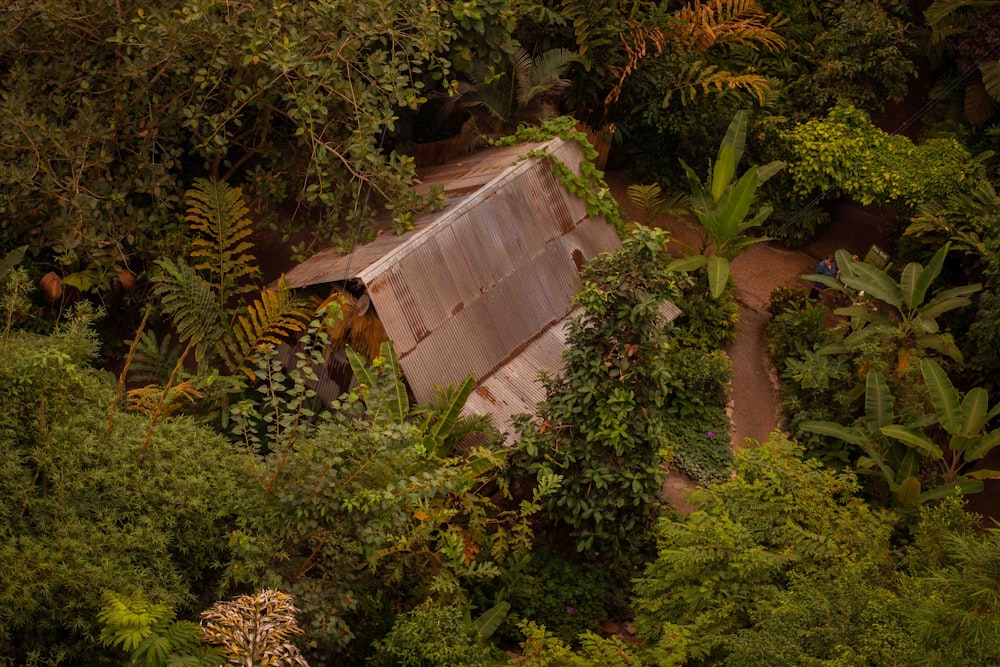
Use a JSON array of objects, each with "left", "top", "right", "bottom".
[
  {"left": 673, "top": 278, "right": 740, "bottom": 350},
  {"left": 665, "top": 347, "right": 732, "bottom": 421},
  {"left": 499, "top": 551, "right": 613, "bottom": 646},
  {"left": 665, "top": 409, "right": 734, "bottom": 486},
  {"left": 0, "top": 308, "right": 255, "bottom": 665},
  {"left": 370, "top": 603, "right": 502, "bottom": 666},
  {"left": 766, "top": 287, "right": 830, "bottom": 368}
]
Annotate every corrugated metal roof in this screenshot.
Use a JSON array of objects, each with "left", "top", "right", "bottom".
[
  {"left": 279, "top": 136, "right": 637, "bottom": 442},
  {"left": 463, "top": 309, "right": 578, "bottom": 446}
]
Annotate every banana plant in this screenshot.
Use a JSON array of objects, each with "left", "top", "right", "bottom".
[
  {"left": 802, "top": 370, "right": 933, "bottom": 507},
  {"left": 803, "top": 362, "right": 1000, "bottom": 507},
  {"left": 879, "top": 358, "right": 1000, "bottom": 499},
  {"left": 667, "top": 110, "right": 785, "bottom": 298},
  {"left": 806, "top": 243, "right": 981, "bottom": 366}
]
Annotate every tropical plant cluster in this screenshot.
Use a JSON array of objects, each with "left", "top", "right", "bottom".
[{"left": 5, "top": 0, "right": 1000, "bottom": 664}]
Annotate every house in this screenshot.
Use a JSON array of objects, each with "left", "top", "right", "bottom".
[{"left": 281, "top": 136, "right": 629, "bottom": 442}]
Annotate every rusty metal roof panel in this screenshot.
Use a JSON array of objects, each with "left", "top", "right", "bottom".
[
  {"left": 279, "top": 137, "right": 627, "bottom": 435},
  {"left": 462, "top": 312, "right": 577, "bottom": 445},
  {"left": 282, "top": 214, "right": 441, "bottom": 289},
  {"left": 412, "top": 140, "right": 549, "bottom": 197}
]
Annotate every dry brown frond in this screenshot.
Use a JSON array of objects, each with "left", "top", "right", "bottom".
[
  {"left": 673, "top": 0, "right": 786, "bottom": 54},
  {"left": 319, "top": 286, "right": 389, "bottom": 364},
  {"left": 604, "top": 23, "right": 666, "bottom": 108},
  {"left": 126, "top": 381, "right": 202, "bottom": 418},
  {"left": 201, "top": 589, "right": 309, "bottom": 667}
]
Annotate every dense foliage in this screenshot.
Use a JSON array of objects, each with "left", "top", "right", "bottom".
[
  {"left": 6, "top": 0, "right": 1000, "bottom": 663},
  {"left": 0, "top": 306, "right": 255, "bottom": 665},
  {"left": 512, "top": 228, "right": 689, "bottom": 562}
]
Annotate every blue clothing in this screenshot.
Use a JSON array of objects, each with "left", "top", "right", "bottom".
[{"left": 813, "top": 259, "right": 836, "bottom": 287}]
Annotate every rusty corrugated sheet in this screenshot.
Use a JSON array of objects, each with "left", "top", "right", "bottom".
[
  {"left": 462, "top": 311, "right": 576, "bottom": 445},
  {"left": 279, "top": 137, "right": 633, "bottom": 439},
  {"left": 364, "top": 140, "right": 615, "bottom": 402}
]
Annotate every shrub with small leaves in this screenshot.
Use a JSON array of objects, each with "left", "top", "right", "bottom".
[
  {"left": 503, "top": 551, "right": 612, "bottom": 645},
  {"left": 666, "top": 408, "right": 734, "bottom": 486},
  {"left": 369, "top": 603, "right": 503, "bottom": 667}
]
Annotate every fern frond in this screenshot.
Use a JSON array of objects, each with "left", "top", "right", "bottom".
[
  {"left": 664, "top": 61, "right": 771, "bottom": 106},
  {"left": 128, "top": 330, "right": 182, "bottom": 385},
  {"left": 98, "top": 591, "right": 174, "bottom": 653},
  {"left": 673, "top": 0, "right": 786, "bottom": 54},
  {"left": 604, "top": 23, "right": 666, "bottom": 108},
  {"left": 152, "top": 257, "right": 226, "bottom": 359},
  {"left": 186, "top": 177, "right": 259, "bottom": 306},
  {"left": 227, "top": 277, "right": 313, "bottom": 379},
  {"left": 127, "top": 381, "right": 202, "bottom": 418},
  {"left": 561, "top": 0, "right": 616, "bottom": 56}
]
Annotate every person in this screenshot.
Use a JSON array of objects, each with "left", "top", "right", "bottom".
[{"left": 809, "top": 255, "right": 837, "bottom": 299}]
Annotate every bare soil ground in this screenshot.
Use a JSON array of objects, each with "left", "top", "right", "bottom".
[{"left": 605, "top": 171, "right": 895, "bottom": 512}]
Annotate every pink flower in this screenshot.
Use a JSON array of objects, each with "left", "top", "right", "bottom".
[{"left": 706, "top": 431, "right": 717, "bottom": 439}]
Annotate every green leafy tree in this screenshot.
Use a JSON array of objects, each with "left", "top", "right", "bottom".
[
  {"left": 0, "top": 0, "right": 508, "bottom": 284},
  {"left": 668, "top": 110, "right": 784, "bottom": 298},
  {"left": 633, "top": 433, "right": 898, "bottom": 666},
  {"left": 512, "top": 227, "right": 692, "bottom": 561}
]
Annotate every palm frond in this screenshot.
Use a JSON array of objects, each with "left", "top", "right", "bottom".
[
  {"left": 186, "top": 177, "right": 259, "bottom": 306},
  {"left": 627, "top": 183, "right": 691, "bottom": 224},
  {"left": 964, "top": 79, "right": 997, "bottom": 126},
  {"left": 925, "top": 0, "right": 978, "bottom": 28},
  {"left": 227, "top": 277, "right": 313, "bottom": 379},
  {"left": 981, "top": 60, "right": 1000, "bottom": 103},
  {"left": 518, "top": 48, "right": 580, "bottom": 109}
]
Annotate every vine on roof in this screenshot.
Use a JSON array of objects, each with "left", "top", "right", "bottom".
[{"left": 493, "top": 117, "right": 626, "bottom": 236}]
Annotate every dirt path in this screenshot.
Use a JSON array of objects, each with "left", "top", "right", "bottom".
[{"left": 606, "top": 172, "right": 891, "bottom": 511}]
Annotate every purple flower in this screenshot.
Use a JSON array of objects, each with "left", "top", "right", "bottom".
[
  {"left": 706, "top": 431, "right": 717, "bottom": 439},
  {"left": 565, "top": 606, "right": 576, "bottom": 614}
]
